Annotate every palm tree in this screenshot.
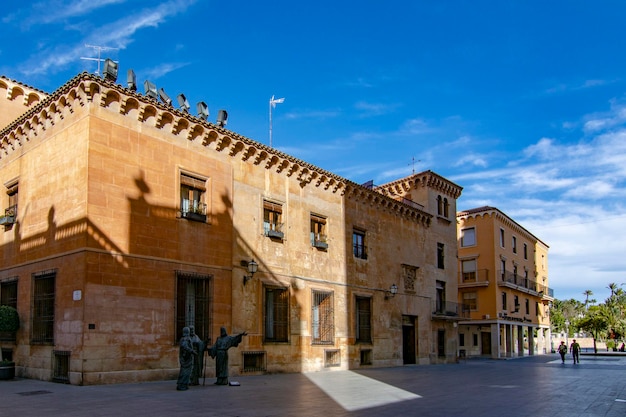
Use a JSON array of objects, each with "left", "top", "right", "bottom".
[{"left": 583, "top": 290, "right": 594, "bottom": 309}]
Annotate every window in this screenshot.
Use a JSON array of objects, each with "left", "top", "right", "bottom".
[
  {"left": 437, "top": 243, "right": 445, "bottom": 269},
  {"left": 461, "top": 227, "right": 476, "bottom": 247},
  {"left": 461, "top": 259, "right": 477, "bottom": 281},
  {"left": 32, "top": 270, "right": 56, "bottom": 344},
  {"left": 180, "top": 173, "right": 207, "bottom": 221},
  {"left": 175, "top": 271, "right": 212, "bottom": 343},
  {"left": 502, "top": 292, "right": 507, "bottom": 310},
  {"left": 0, "top": 279, "right": 17, "bottom": 308},
  {"left": 312, "top": 291, "right": 334, "bottom": 344},
  {"left": 523, "top": 243, "right": 528, "bottom": 260},
  {"left": 355, "top": 296, "right": 372, "bottom": 343},
  {"left": 460, "top": 333, "right": 465, "bottom": 346},
  {"left": 463, "top": 292, "right": 477, "bottom": 311},
  {"left": 500, "top": 228, "right": 505, "bottom": 247},
  {"left": 435, "top": 280, "right": 446, "bottom": 313},
  {"left": 512, "top": 236, "right": 517, "bottom": 253},
  {"left": 1, "top": 181, "right": 18, "bottom": 226},
  {"left": 513, "top": 295, "right": 520, "bottom": 312},
  {"left": 525, "top": 298, "right": 530, "bottom": 315},
  {"left": 265, "top": 287, "right": 289, "bottom": 342},
  {"left": 473, "top": 333, "right": 478, "bottom": 347},
  {"left": 500, "top": 259, "right": 506, "bottom": 280},
  {"left": 0, "top": 279, "right": 18, "bottom": 341},
  {"left": 310, "top": 214, "right": 328, "bottom": 249},
  {"left": 263, "top": 201, "right": 284, "bottom": 239},
  {"left": 353, "top": 229, "right": 367, "bottom": 259},
  {"left": 436, "top": 195, "right": 449, "bottom": 217}
]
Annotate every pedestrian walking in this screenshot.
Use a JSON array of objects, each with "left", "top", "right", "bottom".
[
  {"left": 558, "top": 341, "right": 567, "bottom": 364},
  {"left": 570, "top": 339, "right": 581, "bottom": 364}
]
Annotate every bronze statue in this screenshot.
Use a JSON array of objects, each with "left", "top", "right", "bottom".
[
  {"left": 176, "top": 327, "right": 197, "bottom": 391},
  {"left": 189, "top": 326, "right": 205, "bottom": 385},
  {"left": 208, "top": 327, "right": 247, "bottom": 385}
]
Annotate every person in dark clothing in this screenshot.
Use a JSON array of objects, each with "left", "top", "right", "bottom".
[
  {"left": 558, "top": 341, "right": 567, "bottom": 364},
  {"left": 570, "top": 339, "right": 581, "bottom": 364}
]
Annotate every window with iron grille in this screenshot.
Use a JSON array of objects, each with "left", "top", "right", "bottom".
[
  {"left": 242, "top": 351, "right": 266, "bottom": 372},
  {"left": 355, "top": 296, "right": 371, "bottom": 343},
  {"left": 32, "top": 270, "right": 55, "bottom": 344},
  {"left": 175, "top": 271, "right": 213, "bottom": 343},
  {"left": 312, "top": 290, "right": 334, "bottom": 345},
  {"left": 324, "top": 349, "right": 340, "bottom": 367},
  {"left": 265, "top": 286, "right": 288, "bottom": 342},
  {"left": 52, "top": 350, "right": 70, "bottom": 383}
]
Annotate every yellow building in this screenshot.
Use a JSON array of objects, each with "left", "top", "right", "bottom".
[
  {"left": 457, "top": 206, "right": 552, "bottom": 358},
  {"left": 0, "top": 72, "right": 462, "bottom": 385}
]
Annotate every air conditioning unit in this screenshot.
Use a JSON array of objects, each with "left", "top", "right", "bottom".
[{"left": 483, "top": 314, "right": 490, "bottom": 319}]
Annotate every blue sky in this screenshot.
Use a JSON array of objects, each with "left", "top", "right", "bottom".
[{"left": 2, "top": 0, "right": 626, "bottom": 303}]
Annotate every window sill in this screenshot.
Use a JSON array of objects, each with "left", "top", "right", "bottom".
[
  {"left": 181, "top": 212, "right": 207, "bottom": 222},
  {"left": 265, "top": 230, "right": 284, "bottom": 240},
  {"left": 313, "top": 241, "right": 328, "bottom": 250}
]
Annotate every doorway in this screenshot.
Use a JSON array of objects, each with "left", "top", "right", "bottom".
[
  {"left": 481, "top": 331, "right": 492, "bottom": 355},
  {"left": 402, "top": 315, "right": 417, "bottom": 364}
]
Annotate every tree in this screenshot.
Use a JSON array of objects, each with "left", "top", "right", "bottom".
[
  {"left": 576, "top": 306, "right": 609, "bottom": 353},
  {"left": 583, "top": 290, "right": 593, "bottom": 309}
]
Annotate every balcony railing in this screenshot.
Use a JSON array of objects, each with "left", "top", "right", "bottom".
[
  {"left": 0, "top": 205, "right": 17, "bottom": 226},
  {"left": 264, "top": 222, "right": 284, "bottom": 239},
  {"left": 459, "top": 269, "right": 489, "bottom": 286},
  {"left": 180, "top": 199, "right": 207, "bottom": 222},
  {"left": 432, "top": 301, "right": 461, "bottom": 317},
  {"left": 498, "top": 270, "right": 541, "bottom": 292},
  {"left": 311, "top": 233, "right": 328, "bottom": 249}
]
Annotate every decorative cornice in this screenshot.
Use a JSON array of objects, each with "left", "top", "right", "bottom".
[
  {"left": 0, "top": 72, "right": 449, "bottom": 225},
  {"left": 375, "top": 170, "right": 463, "bottom": 199},
  {"left": 457, "top": 206, "right": 548, "bottom": 248}
]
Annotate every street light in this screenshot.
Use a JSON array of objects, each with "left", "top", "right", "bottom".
[{"left": 243, "top": 259, "right": 258, "bottom": 286}]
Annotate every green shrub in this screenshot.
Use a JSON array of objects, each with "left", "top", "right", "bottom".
[{"left": 0, "top": 305, "right": 19, "bottom": 333}]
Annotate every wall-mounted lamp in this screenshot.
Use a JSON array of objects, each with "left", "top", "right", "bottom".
[
  {"left": 385, "top": 283, "right": 398, "bottom": 300},
  {"left": 242, "top": 259, "right": 258, "bottom": 286}
]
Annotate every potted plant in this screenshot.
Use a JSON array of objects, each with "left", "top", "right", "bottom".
[{"left": 0, "top": 305, "right": 19, "bottom": 380}]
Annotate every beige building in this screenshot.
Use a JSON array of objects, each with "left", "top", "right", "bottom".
[
  {"left": 0, "top": 71, "right": 462, "bottom": 385},
  {"left": 457, "top": 206, "right": 552, "bottom": 358}
]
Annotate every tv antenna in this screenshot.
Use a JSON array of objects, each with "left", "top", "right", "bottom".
[
  {"left": 80, "top": 44, "right": 119, "bottom": 75},
  {"left": 409, "top": 157, "right": 420, "bottom": 174}
]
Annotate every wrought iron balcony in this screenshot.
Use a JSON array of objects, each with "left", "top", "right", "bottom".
[
  {"left": 459, "top": 269, "right": 489, "bottom": 287},
  {"left": 311, "top": 233, "right": 328, "bottom": 249},
  {"left": 264, "top": 222, "right": 284, "bottom": 239},
  {"left": 0, "top": 205, "right": 16, "bottom": 226},
  {"left": 432, "top": 301, "right": 461, "bottom": 317}
]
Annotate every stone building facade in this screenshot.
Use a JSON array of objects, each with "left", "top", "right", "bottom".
[
  {"left": 0, "top": 72, "right": 462, "bottom": 385},
  {"left": 456, "top": 206, "right": 552, "bottom": 359}
]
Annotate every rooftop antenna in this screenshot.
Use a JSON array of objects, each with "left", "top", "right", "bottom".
[
  {"left": 409, "top": 157, "right": 420, "bottom": 175},
  {"left": 80, "top": 44, "right": 119, "bottom": 75}
]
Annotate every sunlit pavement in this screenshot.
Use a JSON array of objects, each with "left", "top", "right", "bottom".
[{"left": 2, "top": 354, "right": 626, "bottom": 417}]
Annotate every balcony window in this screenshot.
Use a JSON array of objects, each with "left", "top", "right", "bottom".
[
  {"left": 462, "top": 292, "right": 477, "bottom": 311},
  {"left": 180, "top": 173, "right": 207, "bottom": 222},
  {"left": 263, "top": 201, "right": 284, "bottom": 239},
  {"left": 310, "top": 214, "right": 328, "bottom": 249},
  {"left": 461, "top": 259, "right": 477, "bottom": 281}
]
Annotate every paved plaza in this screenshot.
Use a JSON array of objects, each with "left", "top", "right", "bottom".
[{"left": 2, "top": 353, "right": 625, "bottom": 417}]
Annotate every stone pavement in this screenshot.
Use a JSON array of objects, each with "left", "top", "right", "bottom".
[{"left": 2, "top": 353, "right": 626, "bottom": 417}]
